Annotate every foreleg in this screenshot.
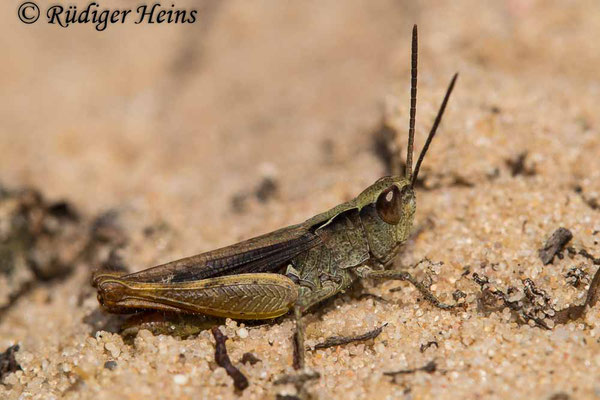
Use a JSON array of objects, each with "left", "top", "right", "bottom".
[{"left": 359, "top": 266, "right": 462, "bottom": 310}]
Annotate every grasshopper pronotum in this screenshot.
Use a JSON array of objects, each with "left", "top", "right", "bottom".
[{"left": 93, "top": 25, "right": 459, "bottom": 369}]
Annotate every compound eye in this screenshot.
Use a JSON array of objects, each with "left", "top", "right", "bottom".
[{"left": 376, "top": 185, "right": 403, "bottom": 225}]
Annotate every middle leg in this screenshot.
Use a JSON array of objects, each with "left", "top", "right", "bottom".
[{"left": 291, "top": 270, "right": 356, "bottom": 369}]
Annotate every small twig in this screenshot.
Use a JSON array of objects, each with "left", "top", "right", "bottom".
[
  {"left": 309, "top": 323, "right": 387, "bottom": 351},
  {"left": 577, "top": 248, "right": 600, "bottom": 265},
  {"left": 384, "top": 360, "right": 437, "bottom": 377},
  {"left": 274, "top": 371, "right": 321, "bottom": 386},
  {"left": 211, "top": 327, "right": 249, "bottom": 391}
]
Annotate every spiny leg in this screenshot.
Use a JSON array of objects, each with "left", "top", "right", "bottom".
[
  {"left": 293, "top": 305, "right": 305, "bottom": 370},
  {"left": 290, "top": 279, "right": 347, "bottom": 370},
  {"left": 364, "top": 268, "right": 462, "bottom": 310}
]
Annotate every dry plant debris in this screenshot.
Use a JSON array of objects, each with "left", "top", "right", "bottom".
[
  {"left": 274, "top": 370, "right": 320, "bottom": 400},
  {"left": 0, "top": 186, "right": 85, "bottom": 320},
  {"left": 0, "top": 345, "right": 21, "bottom": 381},
  {"left": 309, "top": 323, "right": 387, "bottom": 351},
  {"left": 505, "top": 152, "right": 536, "bottom": 177},
  {"left": 474, "top": 246, "right": 600, "bottom": 329},
  {"left": 384, "top": 360, "right": 437, "bottom": 377},
  {"left": 273, "top": 371, "right": 321, "bottom": 386},
  {"left": 419, "top": 341, "right": 439, "bottom": 353},
  {"left": 539, "top": 227, "right": 573, "bottom": 265},
  {"left": 211, "top": 326, "right": 249, "bottom": 392},
  {"left": 239, "top": 352, "right": 261, "bottom": 366}
]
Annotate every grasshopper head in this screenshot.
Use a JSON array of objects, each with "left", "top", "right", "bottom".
[{"left": 355, "top": 176, "right": 416, "bottom": 244}]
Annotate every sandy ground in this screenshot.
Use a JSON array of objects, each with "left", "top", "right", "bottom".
[{"left": 2, "top": 0, "right": 600, "bottom": 399}]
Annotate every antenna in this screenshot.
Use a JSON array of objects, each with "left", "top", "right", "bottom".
[
  {"left": 411, "top": 73, "right": 458, "bottom": 186},
  {"left": 406, "top": 24, "right": 418, "bottom": 181}
]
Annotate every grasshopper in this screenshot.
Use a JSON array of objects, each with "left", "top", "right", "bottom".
[{"left": 93, "top": 25, "right": 459, "bottom": 369}]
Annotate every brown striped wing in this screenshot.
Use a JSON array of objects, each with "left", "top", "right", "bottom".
[{"left": 120, "top": 223, "right": 322, "bottom": 283}]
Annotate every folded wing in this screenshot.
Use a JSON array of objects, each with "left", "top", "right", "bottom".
[{"left": 120, "top": 223, "right": 321, "bottom": 283}]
